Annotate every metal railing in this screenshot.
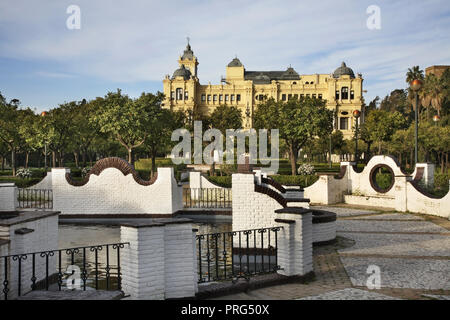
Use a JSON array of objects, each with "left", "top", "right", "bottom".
[
  {"left": 0, "top": 242, "right": 129, "bottom": 300},
  {"left": 18, "top": 189, "right": 53, "bottom": 209},
  {"left": 195, "top": 226, "right": 282, "bottom": 283},
  {"left": 184, "top": 188, "right": 232, "bottom": 209}
]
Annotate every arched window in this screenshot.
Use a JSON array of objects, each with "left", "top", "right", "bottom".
[
  {"left": 341, "top": 87, "right": 349, "bottom": 100},
  {"left": 305, "top": 81, "right": 309, "bottom": 84},
  {"left": 176, "top": 88, "right": 183, "bottom": 100}
]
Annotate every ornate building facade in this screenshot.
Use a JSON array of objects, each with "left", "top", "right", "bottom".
[{"left": 163, "top": 42, "right": 364, "bottom": 139}]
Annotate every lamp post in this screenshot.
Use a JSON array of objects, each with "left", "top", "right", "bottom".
[
  {"left": 410, "top": 79, "right": 422, "bottom": 164},
  {"left": 352, "top": 110, "right": 361, "bottom": 165},
  {"left": 433, "top": 114, "right": 440, "bottom": 127},
  {"left": 40, "top": 111, "right": 48, "bottom": 170}
]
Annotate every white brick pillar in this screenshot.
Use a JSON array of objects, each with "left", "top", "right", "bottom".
[
  {"left": 0, "top": 183, "right": 17, "bottom": 212},
  {"left": 394, "top": 176, "right": 408, "bottom": 212},
  {"left": 189, "top": 171, "right": 202, "bottom": 189},
  {"left": 274, "top": 207, "right": 313, "bottom": 277},
  {"left": 120, "top": 218, "right": 197, "bottom": 300}
]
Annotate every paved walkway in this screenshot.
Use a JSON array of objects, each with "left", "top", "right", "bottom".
[{"left": 211, "top": 206, "right": 450, "bottom": 300}]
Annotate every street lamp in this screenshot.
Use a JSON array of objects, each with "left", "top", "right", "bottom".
[
  {"left": 40, "top": 111, "right": 48, "bottom": 170},
  {"left": 433, "top": 114, "right": 440, "bottom": 126},
  {"left": 352, "top": 109, "right": 361, "bottom": 165},
  {"left": 410, "top": 79, "right": 422, "bottom": 164}
]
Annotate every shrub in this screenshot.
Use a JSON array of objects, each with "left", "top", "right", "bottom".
[
  {"left": 297, "top": 163, "right": 315, "bottom": 175},
  {"left": 81, "top": 167, "right": 91, "bottom": 178},
  {"left": 16, "top": 168, "right": 32, "bottom": 179},
  {"left": 269, "top": 175, "right": 319, "bottom": 187},
  {"left": 205, "top": 176, "right": 232, "bottom": 188}
]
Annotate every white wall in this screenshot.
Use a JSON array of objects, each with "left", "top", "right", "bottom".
[
  {"left": 52, "top": 167, "right": 182, "bottom": 215},
  {"left": 28, "top": 172, "right": 52, "bottom": 190},
  {"left": 0, "top": 183, "right": 17, "bottom": 212},
  {"left": 0, "top": 213, "right": 59, "bottom": 299}
]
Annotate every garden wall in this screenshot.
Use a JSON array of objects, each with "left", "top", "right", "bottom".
[{"left": 52, "top": 157, "right": 183, "bottom": 216}]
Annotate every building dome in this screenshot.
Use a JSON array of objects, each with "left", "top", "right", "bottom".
[
  {"left": 228, "top": 57, "right": 243, "bottom": 67},
  {"left": 333, "top": 62, "right": 355, "bottom": 78},
  {"left": 181, "top": 44, "right": 194, "bottom": 60},
  {"left": 172, "top": 65, "right": 192, "bottom": 80}
]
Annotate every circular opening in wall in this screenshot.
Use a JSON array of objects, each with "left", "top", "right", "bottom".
[
  {"left": 341, "top": 111, "right": 348, "bottom": 115},
  {"left": 369, "top": 164, "right": 395, "bottom": 193}
]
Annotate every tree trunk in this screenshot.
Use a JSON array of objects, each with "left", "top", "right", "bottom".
[
  {"left": 25, "top": 151, "right": 29, "bottom": 169},
  {"left": 1, "top": 156, "right": 4, "bottom": 171},
  {"left": 74, "top": 152, "right": 79, "bottom": 168},
  {"left": 82, "top": 151, "right": 87, "bottom": 168},
  {"left": 11, "top": 149, "right": 16, "bottom": 176},
  {"left": 289, "top": 144, "right": 298, "bottom": 176},
  {"left": 52, "top": 151, "right": 56, "bottom": 168},
  {"left": 151, "top": 154, "right": 156, "bottom": 178},
  {"left": 128, "top": 149, "right": 132, "bottom": 164}
]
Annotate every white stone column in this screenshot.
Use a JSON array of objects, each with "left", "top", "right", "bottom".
[
  {"left": 120, "top": 219, "right": 197, "bottom": 300},
  {"left": 0, "top": 183, "right": 17, "bottom": 212},
  {"left": 393, "top": 176, "right": 408, "bottom": 212},
  {"left": 274, "top": 207, "right": 313, "bottom": 277}
]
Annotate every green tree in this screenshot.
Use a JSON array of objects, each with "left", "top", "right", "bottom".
[
  {"left": 0, "top": 94, "right": 25, "bottom": 176},
  {"left": 137, "top": 92, "right": 177, "bottom": 176},
  {"left": 208, "top": 105, "right": 243, "bottom": 175},
  {"left": 254, "top": 97, "right": 333, "bottom": 175},
  {"left": 93, "top": 89, "right": 164, "bottom": 164},
  {"left": 361, "top": 110, "right": 408, "bottom": 154}
]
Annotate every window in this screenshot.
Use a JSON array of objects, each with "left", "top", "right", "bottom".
[
  {"left": 258, "top": 94, "right": 264, "bottom": 101},
  {"left": 305, "top": 82, "right": 309, "bottom": 84},
  {"left": 231, "top": 94, "right": 235, "bottom": 101},
  {"left": 207, "top": 94, "right": 211, "bottom": 102},
  {"left": 184, "top": 91, "right": 188, "bottom": 100},
  {"left": 335, "top": 90, "right": 340, "bottom": 100},
  {"left": 300, "top": 94, "right": 304, "bottom": 99},
  {"left": 293, "top": 81, "right": 297, "bottom": 85},
  {"left": 176, "top": 88, "right": 183, "bottom": 100},
  {"left": 288, "top": 94, "right": 292, "bottom": 100},
  {"left": 237, "top": 94, "right": 241, "bottom": 102},
  {"left": 293, "top": 94, "right": 298, "bottom": 100},
  {"left": 341, "top": 87, "right": 349, "bottom": 100},
  {"left": 310, "top": 81, "right": 314, "bottom": 85},
  {"left": 318, "top": 94, "right": 323, "bottom": 100},
  {"left": 282, "top": 94, "right": 286, "bottom": 101},
  {"left": 171, "top": 91, "right": 175, "bottom": 100},
  {"left": 213, "top": 94, "right": 217, "bottom": 102},
  {"left": 225, "top": 94, "right": 229, "bottom": 101},
  {"left": 339, "top": 117, "right": 348, "bottom": 130},
  {"left": 306, "top": 94, "right": 310, "bottom": 98},
  {"left": 312, "top": 94, "right": 316, "bottom": 99},
  {"left": 201, "top": 94, "right": 206, "bottom": 102},
  {"left": 350, "top": 90, "right": 354, "bottom": 100},
  {"left": 219, "top": 94, "right": 223, "bottom": 102}
]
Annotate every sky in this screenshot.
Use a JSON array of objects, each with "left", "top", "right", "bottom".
[{"left": 0, "top": 0, "right": 449, "bottom": 112}]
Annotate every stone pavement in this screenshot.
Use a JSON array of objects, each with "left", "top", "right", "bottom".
[{"left": 211, "top": 207, "right": 450, "bottom": 300}]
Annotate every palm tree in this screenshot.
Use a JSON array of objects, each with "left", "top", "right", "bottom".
[
  {"left": 406, "top": 66, "right": 425, "bottom": 114},
  {"left": 425, "top": 74, "right": 444, "bottom": 116},
  {"left": 406, "top": 66, "right": 424, "bottom": 84}
]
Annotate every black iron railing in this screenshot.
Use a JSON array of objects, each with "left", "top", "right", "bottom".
[
  {"left": 184, "top": 188, "right": 232, "bottom": 209},
  {"left": 0, "top": 242, "right": 129, "bottom": 300},
  {"left": 18, "top": 189, "right": 53, "bottom": 209},
  {"left": 195, "top": 227, "right": 282, "bottom": 283}
]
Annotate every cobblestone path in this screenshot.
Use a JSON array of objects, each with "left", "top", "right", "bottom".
[{"left": 211, "top": 206, "right": 450, "bottom": 300}]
